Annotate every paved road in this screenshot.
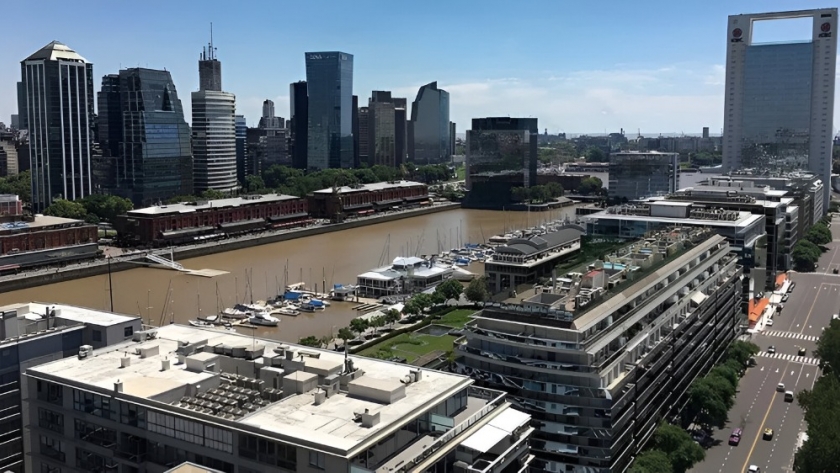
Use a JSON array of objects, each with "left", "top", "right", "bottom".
[{"left": 692, "top": 216, "right": 840, "bottom": 473}]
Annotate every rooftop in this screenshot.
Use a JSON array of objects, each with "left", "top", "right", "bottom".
[
  {"left": 24, "top": 40, "right": 88, "bottom": 62},
  {"left": 593, "top": 206, "right": 762, "bottom": 228},
  {"left": 1, "top": 302, "right": 140, "bottom": 345},
  {"left": 494, "top": 228, "right": 583, "bottom": 256},
  {"left": 126, "top": 194, "right": 300, "bottom": 216},
  {"left": 311, "top": 180, "right": 426, "bottom": 195},
  {"left": 27, "top": 324, "right": 471, "bottom": 456}
]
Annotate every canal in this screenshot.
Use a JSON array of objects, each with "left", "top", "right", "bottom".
[{"left": 0, "top": 207, "right": 580, "bottom": 343}]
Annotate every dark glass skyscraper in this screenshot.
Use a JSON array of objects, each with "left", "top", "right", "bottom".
[
  {"left": 410, "top": 81, "right": 450, "bottom": 165},
  {"left": 97, "top": 68, "right": 193, "bottom": 206},
  {"left": 235, "top": 114, "right": 247, "bottom": 183},
  {"left": 305, "top": 52, "right": 353, "bottom": 169},
  {"left": 20, "top": 41, "right": 94, "bottom": 211},
  {"left": 464, "top": 117, "right": 537, "bottom": 209},
  {"left": 289, "top": 81, "right": 308, "bottom": 169}
]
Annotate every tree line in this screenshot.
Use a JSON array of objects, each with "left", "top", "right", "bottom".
[
  {"left": 793, "top": 318, "right": 840, "bottom": 471},
  {"left": 511, "top": 182, "right": 564, "bottom": 203},
  {"left": 630, "top": 340, "right": 759, "bottom": 473},
  {"left": 792, "top": 217, "right": 833, "bottom": 272},
  {"left": 43, "top": 194, "right": 133, "bottom": 224}
]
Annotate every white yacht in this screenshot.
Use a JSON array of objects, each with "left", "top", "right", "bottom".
[{"left": 249, "top": 310, "right": 280, "bottom": 327}]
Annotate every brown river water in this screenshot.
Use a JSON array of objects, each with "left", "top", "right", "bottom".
[{"left": 0, "top": 207, "right": 579, "bottom": 342}]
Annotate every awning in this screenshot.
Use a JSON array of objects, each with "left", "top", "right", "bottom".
[
  {"left": 460, "top": 425, "right": 508, "bottom": 453},
  {"left": 268, "top": 212, "right": 309, "bottom": 222},
  {"left": 690, "top": 291, "right": 708, "bottom": 306},
  {"left": 161, "top": 226, "right": 215, "bottom": 239}
]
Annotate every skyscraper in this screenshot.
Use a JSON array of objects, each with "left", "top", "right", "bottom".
[
  {"left": 192, "top": 35, "right": 237, "bottom": 193},
  {"left": 289, "top": 81, "right": 308, "bottom": 169},
  {"left": 410, "top": 81, "right": 451, "bottom": 165},
  {"left": 464, "top": 117, "right": 537, "bottom": 209},
  {"left": 394, "top": 97, "right": 407, "bottom": 167},
  {"left": 352, "top": 95, "right": 360, "bottom": 167},
  {"left": 723, "top": 8, "right": 837, "bottom": 207},
  {"left": 258, "top": 99, "right": 283, "bottom": 130},
  {"left": 97, "top": 68, "right": 193, "bottom": 206},
  {"left": 20, "top": 41, "right": 94, "bottom": 211},
  {"left": 368, "top": 91, "right": 396, "bottom": 167},
  {"left": 305, "top": 52, "right": 353, "bottom": 169},
  {"left": 358, "top": 106, "right": 370, "bottom": 165},
  {"left": 235, "top": 114, "right": 247, "bottom": 183}
]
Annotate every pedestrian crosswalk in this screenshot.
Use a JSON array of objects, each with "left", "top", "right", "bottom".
[
  {"left": 762, "top": 330, "right": 819, "bottom": 342},
  {"left": 756, "top": 351, "right": 820, "bottom": 366}
]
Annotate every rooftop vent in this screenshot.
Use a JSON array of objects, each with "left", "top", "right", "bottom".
[{"left": 120, "top": 356, "right": 131, "bottom": 368}]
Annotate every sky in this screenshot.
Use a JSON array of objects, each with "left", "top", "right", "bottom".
[{"left": 1, "top": 0, "right": 838, "bottom": 136}]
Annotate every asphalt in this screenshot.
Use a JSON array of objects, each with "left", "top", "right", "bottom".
[{"left": 690, "top": 215, "right": 840, "bottom": 473}]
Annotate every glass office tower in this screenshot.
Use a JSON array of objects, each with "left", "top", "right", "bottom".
[
  {"left": 723, "top": 9, "right": 837, "bottom": 207},
  {"left": 464, "top": 117, "right": 537, "bottom": 209},
  {"left": 20, "top": 41, "right": 94, "bottom": 212},
  {"left": 97, "top": 68, "right": 193, "bottom": 206},
  {"left": 409, "top": 81, "right": 450, "bottom": 165},
  {"left": 289, "top": 81, "right": 308, "bottom": 170},
  {"left": 608, "top": 151, "right": 679, "bottom": 201},
  {"left": 305, "top": 52, "right": 353, "bottom": 169}
]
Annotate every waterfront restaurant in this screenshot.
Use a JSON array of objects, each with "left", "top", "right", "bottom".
[
  {"left": 307, "top": 180, "right": 429, "bottom": 221},
  {"left": 485, "top": 227, "right": 583, "bottom": 293},
  {"left": 114, "top": 194, "right": 309, "bottom": 246},
  {"left": 356, "top": 256, "right": 454, "bottom": 298}
]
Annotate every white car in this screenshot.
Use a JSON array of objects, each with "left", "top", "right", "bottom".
[
  {"left": 749, "top": 466, "right": 760, "bottom": 473},
  {"left": 766, "top": 319, "right": 774, "bottom": 327}
]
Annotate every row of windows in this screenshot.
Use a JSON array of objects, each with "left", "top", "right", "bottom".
[
  {"left": 147, "top": 411, "right": 233, "bottom": 453},
  {"left": 238, "top": 433, "right": 296, "bottom": 470}
]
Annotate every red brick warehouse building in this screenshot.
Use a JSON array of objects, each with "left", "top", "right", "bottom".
[
  {"left": 0, "top": 215, "right": 99, "bottom": 271},
  {"left": 114, "top": 194, "right": 309, "bottom": 246},
  {"left": 307, "top": 180, "right": 430, "bottom": 221}
]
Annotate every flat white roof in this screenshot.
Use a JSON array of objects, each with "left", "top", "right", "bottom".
[
  {"left": 27, "top": 323, "right": 471, "bottom": 456},
  {"left": 460, "top": 407, "right": 530, "bottom": 453},
  {"left": 589, "top": 210, "right": 762, "bottom": 229},
  {"left": 19, "top": 302, "right": 137, "bottom": 327},
  {"left": 312, "top": 180, "right": 425, "bottom": 195}
]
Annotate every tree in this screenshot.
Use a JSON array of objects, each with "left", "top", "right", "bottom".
[
  {"left": 725, "top": 340, "right": 760, "bottom": 367},
  {"left": 511, "top": 187, "right": 529, "bottom": 202},
  {"left": 708, "top": 364, "right": 740, "bottom": 393},
  {"left": 629, "top": 450, "right": 673, "bottom": 473},
  {"left": 370, "top": 315, "right": 386, "bottom": 334},
  {"left": 792, "top": 239, "right": 822, "bottom": 272},
  {"left": 402, "top": 298, "right": 423, "bottom": 315},
  {"left": 411, "top": 293, "right": 434, "bottom": 311},
  {"left": 350, "top": 317, "right": 369, "bottom": 337},
  {"left": 337, "top": 327, "right": 355, "bottom": 346},
  {"left": 465, "top": 276, "right": 490, "bottom": 303},
  {"left": 653, "top": 423, "right": 705, "bottom": 473},
  {"left": 685, "top": 381, "right": 729, "bottom": 429},
  {"left": 44, "top": 199, "right": 88, "bottom": 220},
  {"left": 545, "top": 181, "right": 564, "bottom": 198},
  {"left": 577, "top": 176, "right": 604, "bottom": 195},
  {"left": 815, "top": 319, "right": 840, "bottom": 378},
  {"left": 585, "top": 146, "right": 608, "bottom": 163},
  {"left": 243, "top": 174, "right": 266, "bottom": 193},
  {"left": 79, "top": 194, "right": 133, "bottom": 222},
  {"left": 299, "top": 335, "right": 320, "bottom": 347},
  {"left": 0, "top": 170, "right": 32, "bottom": 203},
  {"left": 435, "top": 279, "right": 464, "bottom": 301},
  {"left": 384, "top": 309, "right": 401, "bottom": 328},
  {"left": 794, "top": 374, "right": 840, "bottom": 472},
  {"left": 201, "top": 189, "right": 227, "bottom": 200},
  {"left": 804, "top": 223, "right": 832, "bottom": 246}
]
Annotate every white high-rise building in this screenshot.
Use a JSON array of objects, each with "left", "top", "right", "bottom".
[
  {"left": 722, "top": 8, "right": 837, "bottom": 208},
  {"left": 192, "top": 34, "right": 238, "bottom": 193}
]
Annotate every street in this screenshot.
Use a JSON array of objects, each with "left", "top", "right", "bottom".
[{"left": 691, "top": 216, "right": 840, "bottom": 473}]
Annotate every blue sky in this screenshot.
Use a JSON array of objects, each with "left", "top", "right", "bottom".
[{"left": 1, "top": 0, "right": 837, "bottom": 136}]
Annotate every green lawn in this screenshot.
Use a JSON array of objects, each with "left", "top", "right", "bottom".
[
  {"left": 438, "top": 309, "right": 476, "bottom": 328},
  {"left": 358, "top": 332, "right": 456, "bottom": 363}
]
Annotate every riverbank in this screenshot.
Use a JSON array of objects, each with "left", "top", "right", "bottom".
[{"left": 0, "top": 202, "right": 461, "bottom": 294}]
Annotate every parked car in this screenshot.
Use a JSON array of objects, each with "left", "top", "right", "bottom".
[
  {"left": 729, "top": 428, "right": 743, "bottom": 446},
  {"left": 782, "top": 294, "right": 790, "bottom": 303},
  {"left": 766, "top": 319, "right": 774, "bottom": 327}
]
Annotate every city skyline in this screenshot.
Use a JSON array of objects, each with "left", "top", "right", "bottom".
[{"left": 2, "top": 0, "right": 839, "bottom": 136}]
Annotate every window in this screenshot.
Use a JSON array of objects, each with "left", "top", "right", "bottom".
[
  {"left": 92, "top": 330, "right": 102, "bottom": 342},
  {"left": 38, "top": 408, "right": 64, "bottom": 434},
  {"left": 124, "top": 326, "right": 134, "bottom": 337},
  {"left": 40, "top": 464, "right": 62, "bottom": 473},
  {"left": 75, "top": 447, "right": 117, "bottom": 472},
  {"left": 238, "top": 433, "right": 296, "bottom": 470},
  {"left": 39, "top": 435, "right": 65, "bottom": 463},
  {"left": 74, "top": 419, "right": 116, "bottom": 448},
  {"left": 36, "top": 380, "right": 63, "bottom": 405},
  {"left": 72, "top": 390, "right": 114, "bottom": 420},
  {"left": 309, "top": 451, "right": 325, "bottom": 469},
  {"left": 119, "top": 401, "right": 146, "bottom": 428}
]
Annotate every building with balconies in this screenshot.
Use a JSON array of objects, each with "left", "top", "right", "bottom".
[
  {"left": 456, "top": 229, "right": 744, "bottom": 473},
  {"left": 23, "top": 323, "right": 534, "bottom": 473}
]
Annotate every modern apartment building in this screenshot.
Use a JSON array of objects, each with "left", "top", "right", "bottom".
[
  {"left": 409, "top": 82, "right": 451, "bottom": 165},
  {"left": 722, "top": 8, "right": 837, "bottom": 207},
  {"left": 24, "top": 324, "right": 535, "bottom": 473},
  {"left": 368, "top": 91, "right": 397, "bottom": 167},
  {"left": 608, "top": 152, "right": 679, "bottom": 201},
  {"left": 464, "top": 117, "right": 538, "bottom": 209},
  {"left": 305, "top": 52, "right": 354, "bottom": 169},
  {"left": 19, "top": 41, "right": 95, "bottom": 212},
  {"left": 192, "top": 37, "right": 237, "bottom": 193},
  {"left": 456, "top": 229, "right": 744, "bottom": 472},
  {"left": 289, "top": 81, "right": 308, "bottom": 170},
  {"left": 96, "top": 68, "right": 194, "bottom": 206},
  {"left": 0, "top": 302, "right": 141, "bottom": 472}
]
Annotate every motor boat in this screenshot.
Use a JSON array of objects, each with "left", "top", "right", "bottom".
[
  {"left": 300, "top": 299, "right": 327, "bottom": 312},
  {"left": 274, "top": 306, "right": 300, "bottom": 316},
  {"left": 249, "top": 310, "right": 280, "bottom": 326}
]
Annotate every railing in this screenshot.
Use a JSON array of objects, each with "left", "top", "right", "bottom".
[
  {"left": 397, "top": 388, "right": 507, "bottom": 472},
  {"left": 145, "top": 253, "right": 184, "bottom": 271}
]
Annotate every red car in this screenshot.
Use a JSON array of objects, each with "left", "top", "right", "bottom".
[{"left": 729, "top": 428, "right": 743, "bottom": 446}]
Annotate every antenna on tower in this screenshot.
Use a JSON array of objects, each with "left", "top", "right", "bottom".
[{"left": 208, "top": 22, "right": 216, "bottom": 61}]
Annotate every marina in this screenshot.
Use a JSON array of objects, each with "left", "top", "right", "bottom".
[{"left": 0, "top": 206, "right": 583, "bottom": 343}]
